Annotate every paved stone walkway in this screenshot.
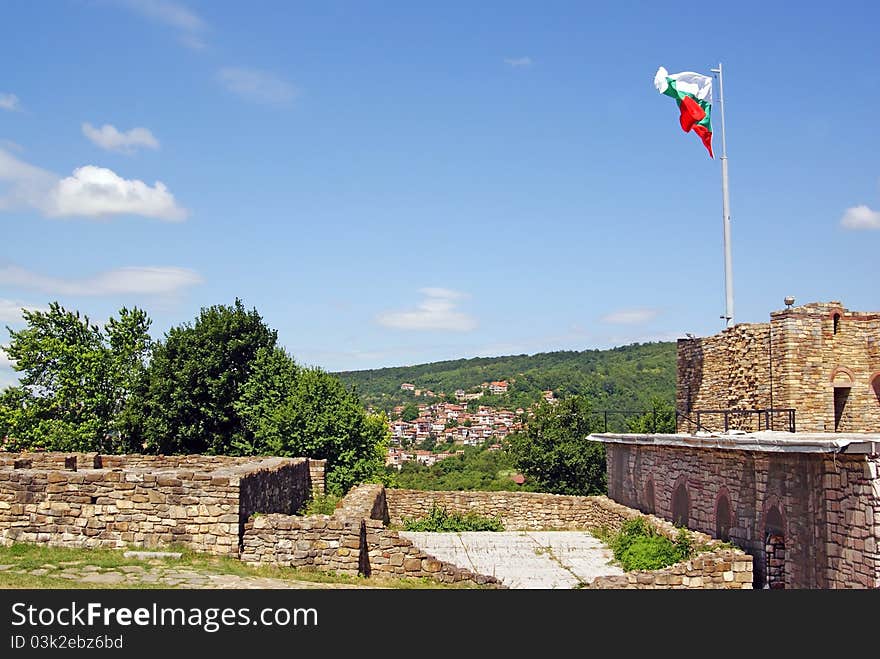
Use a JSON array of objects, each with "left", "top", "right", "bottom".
[
  {"left": 400, "top": 531, "right": 624, "bottom": 588},
  {"left": 0, "top": 562, "right": 366, "bottom": 589}
]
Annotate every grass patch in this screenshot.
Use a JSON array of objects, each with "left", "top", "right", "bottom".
[
  {"left": 298, "top": 493, "right": 341, "bottom": 516},
  {"left": 0, "top": 543, "right": 486, "bottom": 589},
  {"left": 602, "top": 518, "right": 693, "bottom": 571},
  {"left": 402, "top": 504, "right": 504, "bottom": 532}
]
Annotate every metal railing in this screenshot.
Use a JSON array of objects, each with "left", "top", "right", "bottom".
[
  {"left": 592, "top": 409, "right": 675, "bottom": 434},
  {"left": 591, "top": 407, "right": 797, "bottom": 434},
  {"left": 687, "top": 408, "right": 796, "bottom": 433}
]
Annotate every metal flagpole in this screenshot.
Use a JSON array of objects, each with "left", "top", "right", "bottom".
[{"left": 711, "top": 62, "right": 734, "bottom": 328}]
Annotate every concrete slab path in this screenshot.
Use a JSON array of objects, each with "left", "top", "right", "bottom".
[{"left": 400, "top": 531, "right": 624, "bottom": 589}]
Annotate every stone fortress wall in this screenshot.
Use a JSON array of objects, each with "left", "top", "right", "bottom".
[
  {"left": 604, "top": 441, "right": 880, "bottom": 589},
  {"left": 677, "top": 301, "right": 880, "bottom": 433},
  {"left": 0, "top": 452, "right": 319, "bottom": 555},
  {"left": 0, "top": 452, "right": 752, "bottom": 588}
]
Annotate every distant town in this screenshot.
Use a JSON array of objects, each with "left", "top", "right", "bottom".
[{"left": 384, "top": 380, "right": 556, "bottom": 469}]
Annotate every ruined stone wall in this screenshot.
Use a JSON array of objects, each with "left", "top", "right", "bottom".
[
  {"left": 605, "top": 443, "right": 880, "bottom": 588},
  {"left": 385, "top": 489, "right": 635, "bottom": 531},
  {"left": 385, "top": 487, "right": 752, "bottom": 589},
  {"left": 589, "top": 548, "right": 753, "bottom": 589},
  {"left": 0, "top": 453, "right": 317, "bottom": 556},
  {"left": 241, "top": 484, "right": 503, "bottom": 587},
  {"left": 677, "top": 302, "right": 880, "bottom": 433},
  {"left": 676, "top": 323, "right": 776, "bottom": 432},
  {"left": 308, "top": 459, "right": 326, "bottom": 496}
]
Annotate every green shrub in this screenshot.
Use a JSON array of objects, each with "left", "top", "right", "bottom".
[
  {"left": 618, "top": 536, "right": 685, "bottom": 571},
  {"left": 402, "top": 504, "right": 504, "bottom": 532},
  {"left": 606, "top": 517, "right": 693, "bottom": 571},
  {"left": 299, "top": 493, "right": 341, "bottom": 516}
]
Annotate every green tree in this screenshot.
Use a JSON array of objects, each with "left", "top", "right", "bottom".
[
  {"left": 235, "top": 346, "right": 388, "bottom": 493},
  {"left": 507, "top": 396, "right": 605, "bottom": 495},
  {"left": 105, "top": 308, "right": 153, "bottom": 450},
  {"left": 625, "top": 397, "right": 677, "bottom": 434},
  {"left": 122, "top": 299, "right": 276, "bottom": 454},
  {"left": 1, "top": 303, "right": 151, "bottom": 452},
  {"left": 401, "top": 403, "right": 419, "bottom": 422}
]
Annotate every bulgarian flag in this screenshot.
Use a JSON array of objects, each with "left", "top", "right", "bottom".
[{"left": 654, "top": 66, "right": 714, "bottom": 157}]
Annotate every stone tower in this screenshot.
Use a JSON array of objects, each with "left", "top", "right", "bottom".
[{"left": 677, "top": 301, "right": 880, "bottom": 433}]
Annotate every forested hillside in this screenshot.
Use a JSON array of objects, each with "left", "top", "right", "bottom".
[{"left": 336, "top": 342, "right": 676, "bottom": 413}]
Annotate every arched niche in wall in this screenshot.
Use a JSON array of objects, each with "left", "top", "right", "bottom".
[{"left": 671, "top": 478, "right": 690, "bottom": 528}]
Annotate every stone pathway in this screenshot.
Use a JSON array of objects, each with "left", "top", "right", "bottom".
[
  {"left": 1, "top": 561, "right": 368, "bottom": 589},
  {"left": 400, "top": 531, "right": 624, "bottom": 589}
]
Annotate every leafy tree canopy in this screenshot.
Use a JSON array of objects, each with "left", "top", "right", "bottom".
[
  {"left": 1, "top": 303, "right": 151, "bottom": 452},
  {"left": 122, "top": 299, "right": 276, "bottom": 454},
  {"left": 235, "top": 346, "right": 388, "bottom": 493},
  {"left": 507, "top": 396, "right": 606, "bottom": 495}
]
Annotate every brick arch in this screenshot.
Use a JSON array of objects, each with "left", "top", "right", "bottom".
[
  {"left": 670, "top": 475, "right": 690, "bottom": 528},
  {"left": 643, "top": 477, "right": 655, "bottom": 515},
  {"left": 829, "top": 308, "right": 845, "bottom": 333},
  {"left": 829, "top": 366, "right": 855, "bottom": 385},
  {"left": 761, "top": 496, "right": 787, "bottom": 589},
  {"left": 871, "top": 372, "right": 880, "bottom": 405},
  {"left": 761, "top": 495, "right": 786, "bottom": 537},
  {"left": 714, "top": 487, "right": 733, "bottom": 542}
]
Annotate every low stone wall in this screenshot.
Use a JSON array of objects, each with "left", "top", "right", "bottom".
[
  {"left": 334, "top": 483, "right": 388, "bottom": 523},
  {"left": 387, "top": 487, "right": 753, "bottom": 589},
  {"left": 589, "top": 549, "right": 753, "bottom": 589},
  {"left": 386, "top": 488, "right": 633, "bottom": 531},
  {"left": 0, "top": 453, "right": 101, "bottom": 470},
  {"left": 241, "top": 484, "right": 503, "bottom": 587},
  {"left": 0, "top": 452, "right": 319, "bottom": 555},
  {"left": 588, "top": 512, "right": 753, "bottom": 589}
]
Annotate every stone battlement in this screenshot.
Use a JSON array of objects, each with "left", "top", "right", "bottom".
[{"left": 0, "top": 452, "right": 322, "bottom": 555}]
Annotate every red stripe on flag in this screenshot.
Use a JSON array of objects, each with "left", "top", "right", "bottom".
[
  {"left": 693, "top": 125, "right": 714, "bottom": 158},
  {"left": 678, "top": 95, "right": 706, "bottom": 132}
]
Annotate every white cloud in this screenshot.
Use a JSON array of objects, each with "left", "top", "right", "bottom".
[
  {"left": 504, "top": 57, "right": 533, "bottom": 68},
  {"left": 840, "top": 204, "right": 880, "bottom": 230},
  {"left": 376, "top": 288, "right": 477, "bottom": 332},
  {"left": 0, "top": 265, "right": 203, "bottom": 297},
  {"left": 49, "top": 165, "right": 186, "bottom": 220},
  {"left": 600, "top": 308, "right": 660, "bottom": 325},
  {"left": 0, "top": 346, "right": 12, "bottom": 369},
  {"left": 0, "top": 93, "right": 20, "bottom": 112},
  {"left": 0, "top": 148, "right": 187, "bottom": 221},
  {"left": 0, "top": 299, "right": 46, "bottom": 324},
  {"left": 116, "top": 0, "right": 207, "bottom": 50},
  {"left": 82, "top": 123, "right": 160, "bottom": 154},
  {"left": 217, "top": 67, "right": 298, "bottom": 107}
]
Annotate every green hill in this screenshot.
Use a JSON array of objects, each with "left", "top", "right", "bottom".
[{"left": 335, "top": 342, "right": 676, "bottom": 414}]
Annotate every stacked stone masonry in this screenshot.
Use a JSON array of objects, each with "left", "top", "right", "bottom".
[
  {"left": 0, "top": 452, "right": 317, "bottom": 555},
  {"left": 385, "top": 488, "right": 751, "bottom": 588},
  {"left": 606, "top": 443, "right": 880, "bottom": 588},
  {"left": 387, "top": 489, "right": 638, "bottom": 531},
  {"left": 677, "top": 301, "right": 880, "bottom": 433},
  {"left": 241, "top": 484, "right": 504, "bottom": 587},
  {"left": 1, "top": 451, "right": 754, "bottom": 588}
]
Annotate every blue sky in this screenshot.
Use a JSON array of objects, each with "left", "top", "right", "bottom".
[{"left": 1, "top": 1, "right": 878, "bottom": 385}]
